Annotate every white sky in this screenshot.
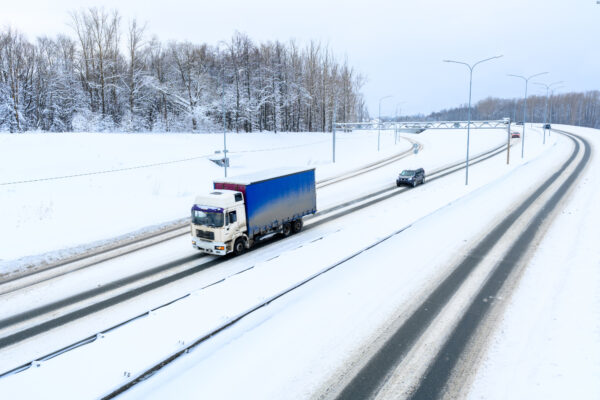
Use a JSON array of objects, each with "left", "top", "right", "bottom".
[{"left": 2, "top": 0, "right": 599, "bottom": 116}]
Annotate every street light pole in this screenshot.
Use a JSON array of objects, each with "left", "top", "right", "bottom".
[
  {"left": 378, "top": 95, "right": 392, "bottom": 151},
  {"left": 534, "top": 81, "right": 563, "bottom": 144},
  {"left": 444, "top": 55, "right": 503, "bottom": 185},
  {"left": 395, "top": 102, "right": 406, "bottom": 145},
  {"left": 508, "top": 72, "right": 548, "bottom": 158},
  {"left": 548, "top": 85, "right": 565, "bottom": 136}
]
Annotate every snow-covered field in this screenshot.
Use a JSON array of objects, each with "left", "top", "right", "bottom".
[
  {"left": 0, "top": 127, "right": 499, "bottom": 275},
  {"left": 0, "top": 130, "right": 410, "bottom": 273},
  {"left": 0, "top": 125, "right": 598, "bottom": 399}
]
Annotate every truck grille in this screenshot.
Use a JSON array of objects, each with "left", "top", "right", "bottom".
[{"left": 196, "top": 230, "right": 215, "bottom": 240}]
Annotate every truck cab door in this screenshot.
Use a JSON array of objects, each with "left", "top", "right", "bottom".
[{"left": 226, "top": 211, "right": 238, "bottom": 232}]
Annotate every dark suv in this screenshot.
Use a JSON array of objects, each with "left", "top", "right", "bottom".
[{"left": 397, "top": 168, "right": 425, "bottom": 187}]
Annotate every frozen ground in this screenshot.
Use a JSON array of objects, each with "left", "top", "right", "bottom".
[{"left": 0, "top": 125, "right": 597, "bottom": 399}]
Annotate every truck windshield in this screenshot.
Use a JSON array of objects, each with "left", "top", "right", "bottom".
[{"left": 192, "top": 210, "right": 224, "bottom": 227}]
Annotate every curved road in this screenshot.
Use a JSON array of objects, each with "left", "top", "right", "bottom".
[{"left": 335, "top": 129, "right": 590, "bottom": 399}]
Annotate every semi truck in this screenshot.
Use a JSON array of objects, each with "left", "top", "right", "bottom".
[{"left": 191, "top": 168, "right": 317, "bottom": 256}]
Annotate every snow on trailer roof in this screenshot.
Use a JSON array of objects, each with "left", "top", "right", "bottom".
[{"left": 214, "top": 167, "right": 315, "bottom": 185}]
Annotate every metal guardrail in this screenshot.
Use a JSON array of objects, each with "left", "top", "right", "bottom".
[{"left": 335, "top": 119, "right": 510, "bottom": 132}]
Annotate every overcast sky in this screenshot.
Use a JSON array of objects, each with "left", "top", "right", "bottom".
[{"left": 2, "top": 0, "right": 598, "bottom": 116}]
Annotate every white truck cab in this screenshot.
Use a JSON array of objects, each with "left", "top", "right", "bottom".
[{"left": 191, "top": 190, "right": 247, "bottom": 256}]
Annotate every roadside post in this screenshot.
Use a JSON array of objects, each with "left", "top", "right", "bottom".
[
  {"left": 506, "top": 117, "right": 511, "bottom": 164},
  {"left": 332, "top": 100, "right": 337, "bottom": 163}
]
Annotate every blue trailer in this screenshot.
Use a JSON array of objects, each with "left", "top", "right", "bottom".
[{"left": 191, "top": 168, "right": 316, "bottom": 255}]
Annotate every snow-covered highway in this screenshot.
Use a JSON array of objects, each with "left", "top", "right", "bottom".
[
  {"left": 1, "top": 126, "right": 598, "bottom": 399},
  {"left": 0, "top": 130, "right": 503, "bottom": 372}
]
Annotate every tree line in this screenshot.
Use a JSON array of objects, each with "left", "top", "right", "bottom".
[
  {"left": 0, "top": 8, "right": 367, "bottom": 133},
  {"left": 401, "top": 91, "right": 600, "bottom": 129}
]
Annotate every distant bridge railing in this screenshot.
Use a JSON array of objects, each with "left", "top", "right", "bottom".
[{"left": 335, "top": 119, "right": 510, "bottom": 132}]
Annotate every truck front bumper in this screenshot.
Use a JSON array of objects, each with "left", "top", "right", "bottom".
[{"left": 192, "top": 239, "right": 228, "bottom": 256}]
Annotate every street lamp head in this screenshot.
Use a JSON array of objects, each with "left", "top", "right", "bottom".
[
  {"left": 444, "top": 55, "right": 502, "bottom": 69},
  {"left": 443, "top": 59, "right": 470, "bottom": 68},
  {"left": 473, "top": 54, "right": 503, "bottom": 67},
  {"left": 533, "top": 80, "right": 564, "bottom": 89},
  {"left": 528, "top": 71, "right": 549, "bottom": 80},
  {"left": 509, "top": 72, "right": 548, "bottom": 82},
  {"left": 378, "top": 95, "right": 393, "bottom": 113}
]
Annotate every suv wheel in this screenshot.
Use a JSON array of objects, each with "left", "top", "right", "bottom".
[{"left": 412, "top": 180, "right": 417, "bottom": 187}]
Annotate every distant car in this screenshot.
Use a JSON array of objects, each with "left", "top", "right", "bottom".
[
  {"left": 515, "top": 121, "right": 524, "bottom": 126},
  {"left": 511, "top": 131, "right": 521, "bottom": 138},
  {"left": 544, "top": 123, "right": 551, "bottom": 129},
  {"left": 397, "top": 168, "right": 425, "bottom": 187}
]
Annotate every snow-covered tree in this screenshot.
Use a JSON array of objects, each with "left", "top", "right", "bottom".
[{"left": 0, "top": 11, "right": 368, "bottom": 133}]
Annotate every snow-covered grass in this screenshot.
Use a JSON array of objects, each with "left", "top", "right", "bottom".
[
  {"left": 0, "top": 130, "right": 412, "bottom": 273},
  {"left": 0, "top": 127, "right": 505, "bottom": 275}
]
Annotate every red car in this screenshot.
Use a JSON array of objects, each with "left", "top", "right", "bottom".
[{"left": 511, "top": 131, "right": 521, "bottom": 138}]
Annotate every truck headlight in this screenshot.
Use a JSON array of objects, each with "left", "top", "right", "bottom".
[{"left": 215, "top": 245, "right": 225, "bottom": 251}]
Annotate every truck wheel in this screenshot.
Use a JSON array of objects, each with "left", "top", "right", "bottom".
[
  {"left": 282, "top": 223, "right": 292, "bottom": 237},
  {"left": 233, "top": 238, "right": 246, "bottom": 256},
  {"left": 292, "top": 219, "right": 303, "bottom": 233}
]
